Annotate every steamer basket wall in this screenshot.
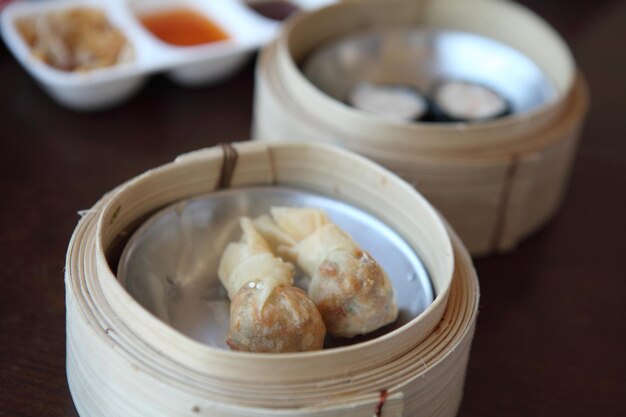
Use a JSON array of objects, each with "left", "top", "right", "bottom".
[
  {"left": 252, "top": 0, "right": 589, "bottom": 255},
  {"left": 65, "top": 142, "right": 479, "bottom": 417}
]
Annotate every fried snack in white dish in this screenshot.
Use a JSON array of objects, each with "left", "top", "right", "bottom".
[
  {"left": 16, "top": 7, "right": 133, "bottom": 72},
  {"left": 254, "top": 207, "right": 398, "bottom": 338},
  {"left": 217, "top": 217, "right": 326, "bottom": 353}
]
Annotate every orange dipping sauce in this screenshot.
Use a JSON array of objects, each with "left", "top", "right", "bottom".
[{"left": 139, "top": 8, "right": 229, "bottom": 47}]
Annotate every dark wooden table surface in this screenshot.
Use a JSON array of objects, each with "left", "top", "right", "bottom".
[{"left": 1, "top": 1, "right": 625, "bottom": 416}]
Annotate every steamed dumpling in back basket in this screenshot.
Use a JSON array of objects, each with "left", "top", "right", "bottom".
[
  {"left": 218, "top": 217, "right": 326, "bottom": 352},
  {"left": 254, "top": 207, "right": 398, "bottom": 338}
]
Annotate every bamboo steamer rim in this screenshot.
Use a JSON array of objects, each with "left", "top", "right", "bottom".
[
  {"left": 275, "top": 0, "right": 576, "bottom": 154},
  {"left": 65, "top": 167, "right": 479, "bottom": 414},
  {"left": 342, "top": 73, "right": 589, "bottom": 166},
  {"left": 66, "top": 207, "right": 478, "bottom": 414},
  {"left": 258, "top": 40, "right": 587, "bottom": 162},
  {"left": 253, "top": 45, "right": 589, "bottom": 255},
  {"left": 88, "top": 142, "right": 455, "bottom": 384}
]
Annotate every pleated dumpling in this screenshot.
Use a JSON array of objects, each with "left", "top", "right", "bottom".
[
  {"left": 218, "top": 217, "right": 326, "bottom": 352},
  {"left": 254, "top": 207, "right": 398, "bottom": 338}
]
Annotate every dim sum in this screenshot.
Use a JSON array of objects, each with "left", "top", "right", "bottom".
[
  {"left": 217, "top": 217, "right": 326, "bottom": 352},
  {"left": 254, "top": 207, "right": 398, "bottom": 338}
]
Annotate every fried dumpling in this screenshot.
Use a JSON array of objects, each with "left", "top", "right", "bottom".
[
  {"left": 217, "top": 217, "right": 326, "bottom": 352},
  {"left": 254, "top": 207, "right": 398, "bottom": 338}
]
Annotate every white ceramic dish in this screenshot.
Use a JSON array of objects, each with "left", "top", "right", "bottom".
[{"left": 0, "top": 0, "right": 333, "bottom": 111}]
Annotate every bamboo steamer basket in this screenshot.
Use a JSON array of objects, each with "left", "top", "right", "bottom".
[
  {"left": 252, "top": 0, "right": 589, "bottom": 255},
  {"left": 65, "top": 142, "right": 480, "bottom": 417}
]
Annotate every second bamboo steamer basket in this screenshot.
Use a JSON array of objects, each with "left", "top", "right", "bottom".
[
  {"left": 65, "top": 142, "right": 479, "bottom": 417},
  {"left": 252, "top": 0, "right": 589, "bottom": 255}
]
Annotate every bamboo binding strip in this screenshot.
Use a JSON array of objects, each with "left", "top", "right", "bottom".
[
  {"left": 65, "top": 142, "right": 479, "bottom": 417},
  {"left": 252, "top": 0, "right": 589, "bottom": 255}
]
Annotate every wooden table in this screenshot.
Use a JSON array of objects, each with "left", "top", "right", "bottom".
[{"left": 1, "top": 1, "right": 624, "bottom": 416}]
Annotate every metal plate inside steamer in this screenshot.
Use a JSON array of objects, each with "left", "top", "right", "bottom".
[
  {"left": 304, "top": 29, "right": 557, "bottom": 115},
  {"left": 117, "top": 187, "right": 433, "bottom": 349}
]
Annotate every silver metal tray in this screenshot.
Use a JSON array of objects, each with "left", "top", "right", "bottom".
[
  {"left": 117, "top": 186, "right": 432, "bottom": 349},
  {"left": 304, "top": 28, "right": 556, "bottom": 116}
]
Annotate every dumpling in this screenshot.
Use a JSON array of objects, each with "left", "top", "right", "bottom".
[
  {"left": 254, "top": 207, "right": 398, "bottom": 338},
  {"left": 217, "top": 217, "right": 326, "bottom": 352}
]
